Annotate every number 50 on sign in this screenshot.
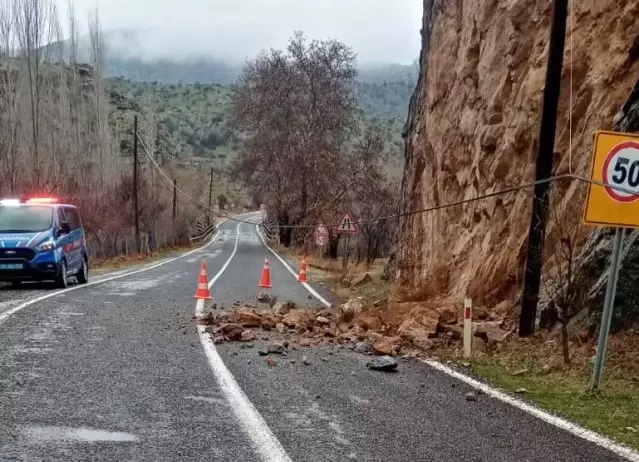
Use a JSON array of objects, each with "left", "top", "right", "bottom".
[{"left": 584, "top": 131, "right": 639, "bottom": 228}]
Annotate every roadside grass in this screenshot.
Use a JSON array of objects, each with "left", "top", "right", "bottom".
[{"left": 470, "top": 356, "right": 639, "bottom": 450}]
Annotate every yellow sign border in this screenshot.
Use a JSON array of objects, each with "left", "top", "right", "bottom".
[{"left": 583, "top": 130, "right": 639, "bottom": 229}]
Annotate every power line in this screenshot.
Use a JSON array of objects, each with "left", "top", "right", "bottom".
[{"left": 136, "top": 136, "right": 639, "bottom": 231}]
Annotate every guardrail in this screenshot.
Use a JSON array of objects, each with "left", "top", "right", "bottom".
[{"left": 189, "top": 222, "right": 217, "bottom": 244}]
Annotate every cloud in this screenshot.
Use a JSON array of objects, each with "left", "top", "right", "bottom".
[{"left": 54, "top": 0, "right": 422, "bottom": 64}]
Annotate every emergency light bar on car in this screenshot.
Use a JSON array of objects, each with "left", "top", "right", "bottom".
[{"left": 0, "top": 197, "right": 58, "bottom": 205}]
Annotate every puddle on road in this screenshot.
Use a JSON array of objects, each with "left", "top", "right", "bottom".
[{"left": 23, "top": 425, "right": 139, "bottom": 443}]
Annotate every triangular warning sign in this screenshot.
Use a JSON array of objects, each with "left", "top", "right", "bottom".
[{"left": 336, "top": 212, "right": 358, "bottom": 234}]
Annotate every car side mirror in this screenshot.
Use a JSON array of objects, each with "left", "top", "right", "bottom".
[{"left": 58, "top": 221, "right": 71, "bottom": 236}]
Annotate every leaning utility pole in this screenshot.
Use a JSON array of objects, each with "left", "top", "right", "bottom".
[
  {"left": 519, "top": 0, "right": 569, "bottom": 336},
  {"left": 133, "top": 115, "right": 140, "bottom": 254},
  {"left": 207, "top": 167, "right": 214, "bottom": 225}
]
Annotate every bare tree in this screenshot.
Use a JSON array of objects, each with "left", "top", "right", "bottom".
[
  {"left": 541, "top": 184, "right": 591, "bottom": 365},
  {"left": 13, "top": 0, "right": 53, "bottom": 189},
  {"left": 0, "top": 0, "right": 22, "bottom": 194},
  {"left": 88, "top": 6, "right": 106, "bottom": 187}
]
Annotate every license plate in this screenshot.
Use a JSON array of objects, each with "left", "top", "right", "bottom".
[{"left": 0, "top": 263, "right": 23, "bottom": 270}]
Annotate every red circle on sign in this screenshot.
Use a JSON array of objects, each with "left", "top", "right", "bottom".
[{"left": 602, "top": 141, "right": 639, "bottom": 203}]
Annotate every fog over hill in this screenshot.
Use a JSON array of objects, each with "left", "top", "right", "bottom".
[{"left": 48, "top": 28, "right": 418, "bottom": 85}]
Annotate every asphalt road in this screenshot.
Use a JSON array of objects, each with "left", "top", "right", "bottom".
[{"left": 0, "top": 213, "right": 630, "bottom": 461}]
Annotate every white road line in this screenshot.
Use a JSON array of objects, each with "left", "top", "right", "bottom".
[
  {"left": 252, "top": 215, "right": 638, "bottom": 460},
  {"left": 0, "top": 220, "right": 228, "bottom": 326},
  {"left": 195, "top": 220, "right": 292, "bottom": 462},
  {"left": 422, "top": 359, "right": 639, "bottom": 462},
  {"left": 254, "top": 223, "right": 331, "bottom": 308}
]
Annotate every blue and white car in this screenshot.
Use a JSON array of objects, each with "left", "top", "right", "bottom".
[{"left": 0, "top": 198, "right": 89, "bottom": 288}]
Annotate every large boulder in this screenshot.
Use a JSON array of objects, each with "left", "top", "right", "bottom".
[
  {"left": 217, "top": 323, "right": 244, "bottom": 341},
  {"left": 473, "top": 321, "right": 510, "bottom": 344},
  {"left": 356, "top": 313, "right": 382, "bottom": 332},
  {"left": 273, "top": 301, "right": 296, "bottom": 316},
  {"left": 235, "top": 307, "right": 263, "bottom": 328},
  {"left": 373, "top": 336, "right": 403, "bottom": 356},
  {"left": 340, "top": 297, "right": 369, "bottom": 322},
  {"left": 281, "top": 309, "right": 312, "bottom": 328}
]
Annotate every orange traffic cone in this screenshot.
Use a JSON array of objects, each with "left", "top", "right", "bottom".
[
  {"left": 194, "top": 260, "right": 212, "bottom": 300},
  {"left": 259, "top": 257, "right": 272, "bottom": 288},
  {"left": 298, "top": 256, "right": 308, "bottom": 283}
]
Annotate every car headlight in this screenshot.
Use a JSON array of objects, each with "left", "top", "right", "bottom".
[{"left": 36, "top": 240, "right": 55, "bottom": 251}]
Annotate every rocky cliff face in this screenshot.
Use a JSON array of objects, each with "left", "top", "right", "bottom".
[{"left": 394, "top": 1, "right": 639, "bottom": 318}]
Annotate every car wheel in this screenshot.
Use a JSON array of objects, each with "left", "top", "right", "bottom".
[
  {"left": 55, "top": 261, "right": 69, "bottom": 289},
  {"left": 77, "top": 257, "right": 89, "bottom": 284}
]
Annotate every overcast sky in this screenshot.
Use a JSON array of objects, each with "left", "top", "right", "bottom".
[{"left": 54, "top": 0, "right": 422, "bottom": 64}]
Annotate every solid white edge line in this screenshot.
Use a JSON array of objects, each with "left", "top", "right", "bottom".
[
  {"left": 421, "top": 359, "right": 639, "bottom": 462},
  {"left": 195, "top": 218, "right": 292, "bottom": 462},
  {"left": 254, "top": 217, "right": 638, "bottom": 460},
  {"left": 0, "top": 219, "right": 229, "bottom": 326},
  {"left": 254, "top": 223, "right": 331, "bottom": 308}
]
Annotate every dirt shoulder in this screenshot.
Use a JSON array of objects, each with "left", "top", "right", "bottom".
[{"left": 277, "top": 249, "right": 639, "bottom": 451}]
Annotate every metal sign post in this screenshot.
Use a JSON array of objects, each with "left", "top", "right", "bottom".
[
  {"left": 583, "top": 131, "right": 639, "bottom": 390},
  {"left": 591, "top": 228, "right": 624, "bottom": 390}
]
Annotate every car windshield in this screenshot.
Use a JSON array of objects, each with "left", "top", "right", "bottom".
[{"left": 0, "top": 205, "right": 53, "bottom": 233}]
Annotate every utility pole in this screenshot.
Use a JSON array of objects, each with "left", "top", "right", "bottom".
[
  {"left": 519, "top": 0, "right": 569, "bottom": 337},
  {"left": 133, "top": 115, "right": 140, "bottom": 254},
  {"left": 172, "top": 178, "right": 178, "bottom": 224},
  {"left": 208, "top": 167, "right": 214, "bottom": 225}
]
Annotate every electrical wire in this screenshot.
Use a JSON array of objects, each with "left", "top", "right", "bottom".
[{"left": 138, "top": 134, "right": 639, "bottom": 231}]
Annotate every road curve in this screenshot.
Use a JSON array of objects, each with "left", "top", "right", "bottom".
[{"left": 0, "top": 213, "right": 630, "bottom": 461}]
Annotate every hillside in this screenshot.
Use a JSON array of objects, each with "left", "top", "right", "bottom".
[{"left": 107, "top": 77, "right": 411, "bottom": 176}]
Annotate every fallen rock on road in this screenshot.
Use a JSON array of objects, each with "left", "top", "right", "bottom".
[{"left": 366, "top": 356, "right": 398, "bottom": 371}]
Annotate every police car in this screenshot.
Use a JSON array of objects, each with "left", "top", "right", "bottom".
[{"left": 0, "top": 197, "right": 89, "bottom": 288}]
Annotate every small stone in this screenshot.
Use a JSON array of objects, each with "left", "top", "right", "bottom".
[
  {"left": 354, "top": 340, "right": 373, "bottom": 354},
  {"left": 257, "top": 292, "right": 271, "bottom": 303},
  {"left": 258, "top": 349, "right": 269, "bottom": 356},
  {"left": 315, "top": 316, "right": 330, "bottom": 326},
  {"left": 213, "top": 336, "right": 224, "bottom": 344},
  {"left": 419, "top": 383, "right": 426, "bottom": 388},
  {"left": 321, "top": 357, "right": 329, "bottom": 362},
  {"left": 465, "top": 392, "right": 477, "bottom": 402},
  {"left": 276, "top": 323, "right": 287, "bottom": 334},
  {"left": 267, "top": 342, "right": 287, "bottom": 355},
  {"left": 460, "top": 362, "right": 471, "bottom": 368},
  {"left": 246, "top": 343, "right": 254, "bottom": 349},
  {"left": 302, "top": 355, "right": 310, "bottom": 365},
  {"left": 282, "top": 340, "right": 289, "bottom": 348},
  {"left": 264, "top": 357, "right": 277, "bottom": 367},
  {"left": 514, "top": 388, "right": 528, "bottom": 394},
  {"left": 231, "top": 351, "right": 238, "bottom": 356},
  {"left": 366, "top": 356, "right": 398, "bottom": 371},
  {"left": 290, "top": 359, "right": 296, "bottom": 364},
  {"left": 513, "top": 368, "right": 529, "bottom": 376},
  {"left": 307, "top": 295, "right": 312, "bottom": 299},
  {"left": 240, "top": 330, "right": 257, "bottom": 342},
  {"left": 315, "top": 394, "right": 321, "bottom": 399},
  {"left": 247, "top": 359, "right": 251, "bottom": 364}
]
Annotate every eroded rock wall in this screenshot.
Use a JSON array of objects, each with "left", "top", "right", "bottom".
[{"left": 395, "top": 0, "right": 639, "bottom": 311}]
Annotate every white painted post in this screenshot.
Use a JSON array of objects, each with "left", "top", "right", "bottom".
[{"left": 463, "top": 298, "right": 472, "bottom": 358}]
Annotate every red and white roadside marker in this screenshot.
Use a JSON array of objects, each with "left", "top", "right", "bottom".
[{"left": 463, "top": 298, "right": 472, "bottom": 358}]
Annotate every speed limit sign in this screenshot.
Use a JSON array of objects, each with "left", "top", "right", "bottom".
[{"left": 585, "top": 131, "right": 639, "bottom": 228}]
